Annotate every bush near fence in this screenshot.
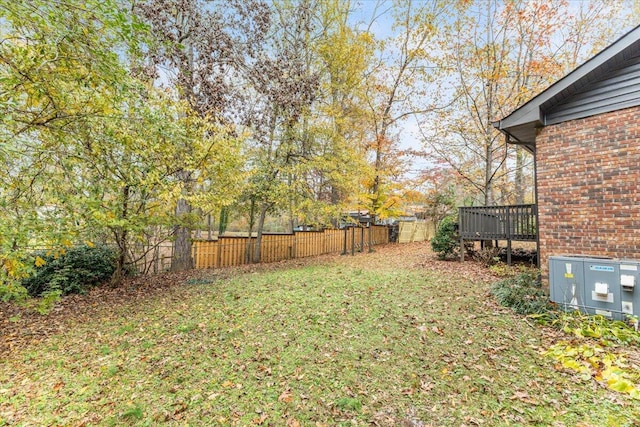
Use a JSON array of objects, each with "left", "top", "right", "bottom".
[{"left": 192, "top": 226, "right": 390, "bottom": 269}]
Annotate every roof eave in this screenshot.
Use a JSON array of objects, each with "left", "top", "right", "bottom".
[
  {"left": 492, "top": 119, "right": 538, "bottom": 153},
  {"left": 498, "top": 24, "right": 640, "bottom": 130}
]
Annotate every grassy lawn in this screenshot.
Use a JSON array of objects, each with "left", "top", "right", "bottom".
[{"left": 1, "top": 243, "right": 638, "bottom": 426}]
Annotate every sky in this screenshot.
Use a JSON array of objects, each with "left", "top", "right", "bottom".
[{"left": 346, "top": 0, "right": 637, "bottom": 186}]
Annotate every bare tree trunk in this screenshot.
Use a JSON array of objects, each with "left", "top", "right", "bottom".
[
  {"left": 111, "top": 233, "right": 128, "bottom": 287},
  {"left": 218, "top": 206, "right": 229, "bottom": 235},
  {"left": 514, "top": 146, "right": 525, "bottom": 204},
  {"left": 172, "top": 197, "right": 193, "bottom": 271},
  {"left": 253, "top": 203, "right": 269, "bottom": 263},
  {"left": 484, "top": 142, "right": 493, "bottom": 206},
  {"left": 111, "top": 185, "right": 130, "bottom": 287},
  {"left": 194, "top": 208, "right": 202, "bottom": 239},
  {"left": 245, "top": 199, "right": 256, "bottom": 264},
  {"left": 287, "top": 172, "right": 295, "bottom": 233}
]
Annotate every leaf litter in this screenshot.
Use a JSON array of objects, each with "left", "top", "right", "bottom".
[{"left": 1, "top": 242, "right": 639, "bottom": 426}]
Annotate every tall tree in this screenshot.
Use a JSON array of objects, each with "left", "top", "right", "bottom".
[
  {"left": 0, "top": 0, "right": 137, "bottom": 296},
  {"left": 63, "top": 89, "right": 242, "bottom": 285},
  {"left": 240, "top": 0, "right": 382, "bottom": 262},
  {"left": 133, "top": 0, "right": 269, "bottom": 270},
  {"left": 358, "top": 0, "right": 450, "bottom": 220},
  {"left": 242, "top": 0, "right": 320, "bottom": 262},
  {"left": 298, "top": 0, "right": 374, "bottom": 223},
  {"left": 0, "top": 0, "right": 244, "bottom": 298},
  {"left": 316, "top": 0, "right": 376, "bottom": 211},
  {"left": 423, "top": 0, "right": 629, "bottom": 206}
]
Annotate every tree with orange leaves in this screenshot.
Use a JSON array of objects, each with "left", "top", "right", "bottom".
[
  {"left": 421, "top": 0, "right": 632, "bottom": 206},
  {"left": 359, "top": 0, "right": 453, "bottom": 220}
]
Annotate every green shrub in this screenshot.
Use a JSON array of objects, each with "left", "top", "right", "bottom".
[
  {"left": 553, "top": 311, "right": 640, "bottom": 347},
  {"left": 22, "top": 245, "right": 116, "bottom": 297},
  {"left": 489, "top": 263, "right": 536, "bottom": 278},
  {"left": 430, "top": 215, "right": 459, "bottom": 260},
  {"left": 491, "top": 271, "right": 552, "bottom": 315}
]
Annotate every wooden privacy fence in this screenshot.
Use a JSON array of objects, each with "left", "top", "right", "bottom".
[
  {"left": 397, "top": 221, "right": 435, "bottom": 243},
  {"left": 192, "top": 225, "right": 390, "bottom": 269}
]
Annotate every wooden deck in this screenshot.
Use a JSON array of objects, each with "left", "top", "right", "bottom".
[{"left": 458, "top": 204, "right": 537, "bottom": 265}]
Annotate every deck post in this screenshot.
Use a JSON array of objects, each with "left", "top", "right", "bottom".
[
  {"left": 506, "top": 206, "right": 512, "bottom": 266},
  {"left": 459, "top": 207, "right": 464, "bottom": 262}
]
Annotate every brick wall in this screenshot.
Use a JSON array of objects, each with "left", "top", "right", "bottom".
[{"left": 536, "top": 105, "right": 640, "bottom": 283}]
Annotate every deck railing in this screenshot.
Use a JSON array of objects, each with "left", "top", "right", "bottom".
[
  {"left": 458, "top": 204, "right": 537, "bottom": 265},
  {"left": 458, "top": 204, "right": 537, "bottom": 241}
]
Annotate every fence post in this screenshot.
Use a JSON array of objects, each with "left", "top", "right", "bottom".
[
  {"left": 292, "top": 232, "right": 297, "bottom": 259},
  {"left": 351, "top": 227, "right": 355, "bottom": 256},
  {"left": 342, "top": 227, "right": 347, "bottom": 255}
]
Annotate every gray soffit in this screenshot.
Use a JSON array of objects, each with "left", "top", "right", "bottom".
[{"left": 494, "top": 24, "right": 640, "bottom": 147}]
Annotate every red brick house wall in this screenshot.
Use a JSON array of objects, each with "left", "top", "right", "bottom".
[{"left": 536, "top": 105, "right": 640, "bottom": 283}]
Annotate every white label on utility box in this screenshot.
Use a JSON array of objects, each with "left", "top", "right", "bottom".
[
  {"left": 621, "top": 274, "right": 636, "bottom": 290},
  {"left": 621, "top": 264, "right": 638, "bottom": 271},
  {"left": 622, "top": 301, "right": 634, "bottom": 314}
]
